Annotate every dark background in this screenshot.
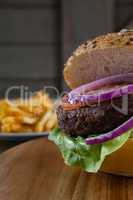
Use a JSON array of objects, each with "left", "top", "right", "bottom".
[{"left": 0, "top": 0, "right": 132, "bottom": 96}]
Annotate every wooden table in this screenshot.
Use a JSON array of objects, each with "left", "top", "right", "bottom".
[{"left": 0, "top": 138, "right": 133, "bottom": 200}]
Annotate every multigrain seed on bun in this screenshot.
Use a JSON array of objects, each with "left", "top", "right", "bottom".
[
  {"left": 64, "top": 29, "right": 133, "bottom": 89},
  {"left": 49, "top": 30, "right": 133, "bottom": 176}
]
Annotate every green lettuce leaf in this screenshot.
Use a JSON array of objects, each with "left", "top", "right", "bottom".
[{"left": 48, "top": 128, "right": 132, "bottom": 173}]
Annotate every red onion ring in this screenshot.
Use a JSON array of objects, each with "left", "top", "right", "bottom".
[
  {"left": 69, "top": 73, "right": 133, "bottom": 95},
  {"left": 86, "top": 117, "right": 133, "bottom": 145},
  {"left": 68, "top": 73, "right": 133, "bottom": 105}
]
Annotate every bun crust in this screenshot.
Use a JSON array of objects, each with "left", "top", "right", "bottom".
[
  {"left": 101, "top": 138, "right": 133, "bottom": 176},
  {"left": 64, "top": 30, "right": 133, "bottom": 89}
]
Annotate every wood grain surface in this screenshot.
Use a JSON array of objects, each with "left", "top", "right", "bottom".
[{"left": 0, "top": 138, "right": 133, "bottom": 200}]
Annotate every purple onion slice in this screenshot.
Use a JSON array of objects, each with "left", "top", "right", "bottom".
[
  {"left": 68, "top": 73, "right": 133, "bottom": 105},
  {"left": 69, "top": 73, "right": 133, "bottom": 95},
  {"left": 69, "top": 84, "right": 133, "bottom": 104},
  {"left": 86, "top": 117, "right": 133, "bottom": 145}
]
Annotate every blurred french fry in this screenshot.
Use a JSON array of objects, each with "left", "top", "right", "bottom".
[
  {"left": 1, "top": 117, "right": 21, "bottom": 132},
  {"left": 35, "top": 111, "right": 53, "bottom": 132},
  {"left": 45, "top": 112, "right": 57, "bottom": 130},
  {"left": 0, "top": 91, "right": 58, "bottom": 133},
  {"left": 21, "top": 116, "right": 38, "bottom": 125}
]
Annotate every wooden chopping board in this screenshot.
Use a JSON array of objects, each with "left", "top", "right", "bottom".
[{"left": 0, "top": 138, "right": 133, "bottom": 200}]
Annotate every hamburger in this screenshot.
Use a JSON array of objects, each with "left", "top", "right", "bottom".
[{"left": 49, "top": 29, "right": 133, "bottom": 176}]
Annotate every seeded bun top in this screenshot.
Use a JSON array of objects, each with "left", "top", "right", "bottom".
[{"left": 64, "top": 29, "right": 133, "bottom": 89}]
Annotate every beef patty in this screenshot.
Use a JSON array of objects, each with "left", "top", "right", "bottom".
[{"left": 56, "top": 95, "right": 133, "bottom": 137}]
